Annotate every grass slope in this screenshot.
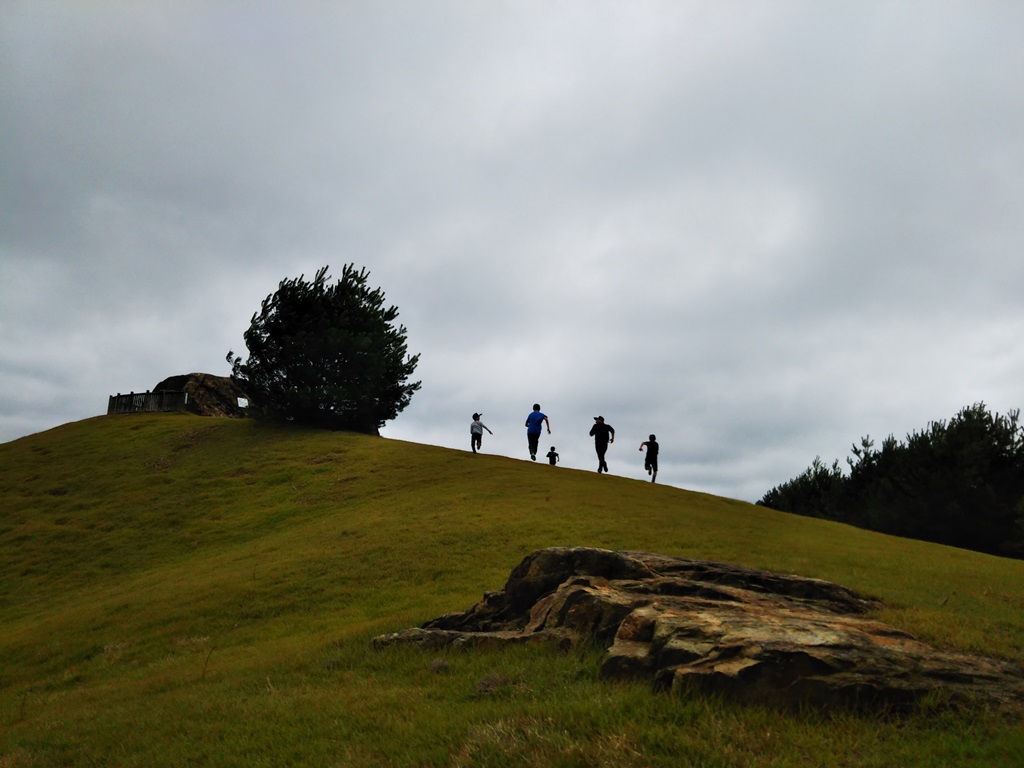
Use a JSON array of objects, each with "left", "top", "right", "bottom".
[{"left": 1, "top": 413, "right": 1022, "bottom": 767}]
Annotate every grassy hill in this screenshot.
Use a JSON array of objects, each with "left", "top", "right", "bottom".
[{"left": 1, "top": 413, "right": 1022, "bottom": 767}]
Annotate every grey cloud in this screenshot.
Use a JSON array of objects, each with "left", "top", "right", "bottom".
[{"left": 3, "top": 2, "right": 1023, "bottom": 502}]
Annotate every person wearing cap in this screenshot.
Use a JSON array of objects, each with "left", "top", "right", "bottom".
[
  {"left": 470, "top": 413, "right": 493, "bottom": 453},
  {"left": 589, "top": 415, "right": 615, "bottom": 474},
  {"left": 524, "top": 403, "right": 551, "bottom": 461},
  {"left": 639, "top": 434, "right": 659, "bottom": 483}
]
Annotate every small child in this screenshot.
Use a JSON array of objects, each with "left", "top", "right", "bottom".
[
  {"left": 470, "top": 413, "right": 493, "bottom": 453},
  {"left": 639, "top": 434, "right": 659, "bottom": 483},
  {"left": 546, "top": 446, "right": 560, "bottom": 466}
]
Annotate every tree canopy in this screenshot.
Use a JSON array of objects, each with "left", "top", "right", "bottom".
[
  {"left": 227, "top": 265, "right": 421, "bottom": 434},
  {"left": 758, "top": 403, "right": 1024, "bottom": 558}
]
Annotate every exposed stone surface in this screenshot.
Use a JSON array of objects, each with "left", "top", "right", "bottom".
[
  {"left": 153, "top": 373, "right": 249, "bottom": 417},
  {"left": 374, "top": 547, "right": 1024, "bottom": 711}
]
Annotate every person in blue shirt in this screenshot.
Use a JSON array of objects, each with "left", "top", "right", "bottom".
[{"left": 524, "top": 403, "right": 551, "bottom": 461}]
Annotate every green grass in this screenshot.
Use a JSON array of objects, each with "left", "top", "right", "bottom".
[{"left": 1, "top": 413, "right": 1023, "bottom": 767}]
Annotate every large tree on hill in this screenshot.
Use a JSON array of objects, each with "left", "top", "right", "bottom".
[{"left": 227, "top": 265, "right": 421, "bottom": 434}]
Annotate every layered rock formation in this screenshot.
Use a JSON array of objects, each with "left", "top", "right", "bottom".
[
  {"left": 153, "top": 373, "right": 248, "bottom": 417},
  {"left": 374, "top": 547, "right": 1024, "bottom": 711}
]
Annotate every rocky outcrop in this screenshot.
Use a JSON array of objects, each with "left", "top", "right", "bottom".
[
  {"left": 153, "top": 373, "right": 249, "bottom": 417},
  {"left": 374, "top": 547, "right": 1024, "bottom": 711}
]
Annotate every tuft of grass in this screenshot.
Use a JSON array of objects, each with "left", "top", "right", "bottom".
[{"left": 2, "top": 413, "right": 1023, "bottom": 766}]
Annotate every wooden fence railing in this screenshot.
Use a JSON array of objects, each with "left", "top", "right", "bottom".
[{"left": 107, "top": 390, "right": 189, "bottom": 415}]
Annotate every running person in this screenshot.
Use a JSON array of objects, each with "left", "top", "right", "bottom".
[
  {"left": 589, "top": 416, "right": 615, "bottom": 473},
  {"left": 639, "top": 434, "right": 659, "bottom": 483},
  {"left": 524, "top": 404, "right": 551, "bottom": 461},
  {"left": 470, "top": 413, "right": 493, "bottom": 453}
]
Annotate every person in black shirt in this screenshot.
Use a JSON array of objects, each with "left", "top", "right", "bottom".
[
  {"left": 589, "top": 416, "right": 615, "bottom": 474},
  {"left": 639, "top": 434, "right": 659, "bottom": 483}
]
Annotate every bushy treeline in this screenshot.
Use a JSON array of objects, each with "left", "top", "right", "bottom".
[{"left": 758, "top": 403, "right": 1024, "bottom": 558}]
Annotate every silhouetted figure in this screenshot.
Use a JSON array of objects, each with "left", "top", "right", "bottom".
[
  {"left": 639, "top": 434, "right": 659, "bottom": 483},
  {"left": 590, "top": 416, "right": 615, "bottom": 473},
  {"left": 546, "top": 446, "right": 560, "bottom": 466}
]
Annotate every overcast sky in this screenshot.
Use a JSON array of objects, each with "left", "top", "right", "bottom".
[{"left": 3, "top": 1, "right": 1022, "bottom": 501}]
